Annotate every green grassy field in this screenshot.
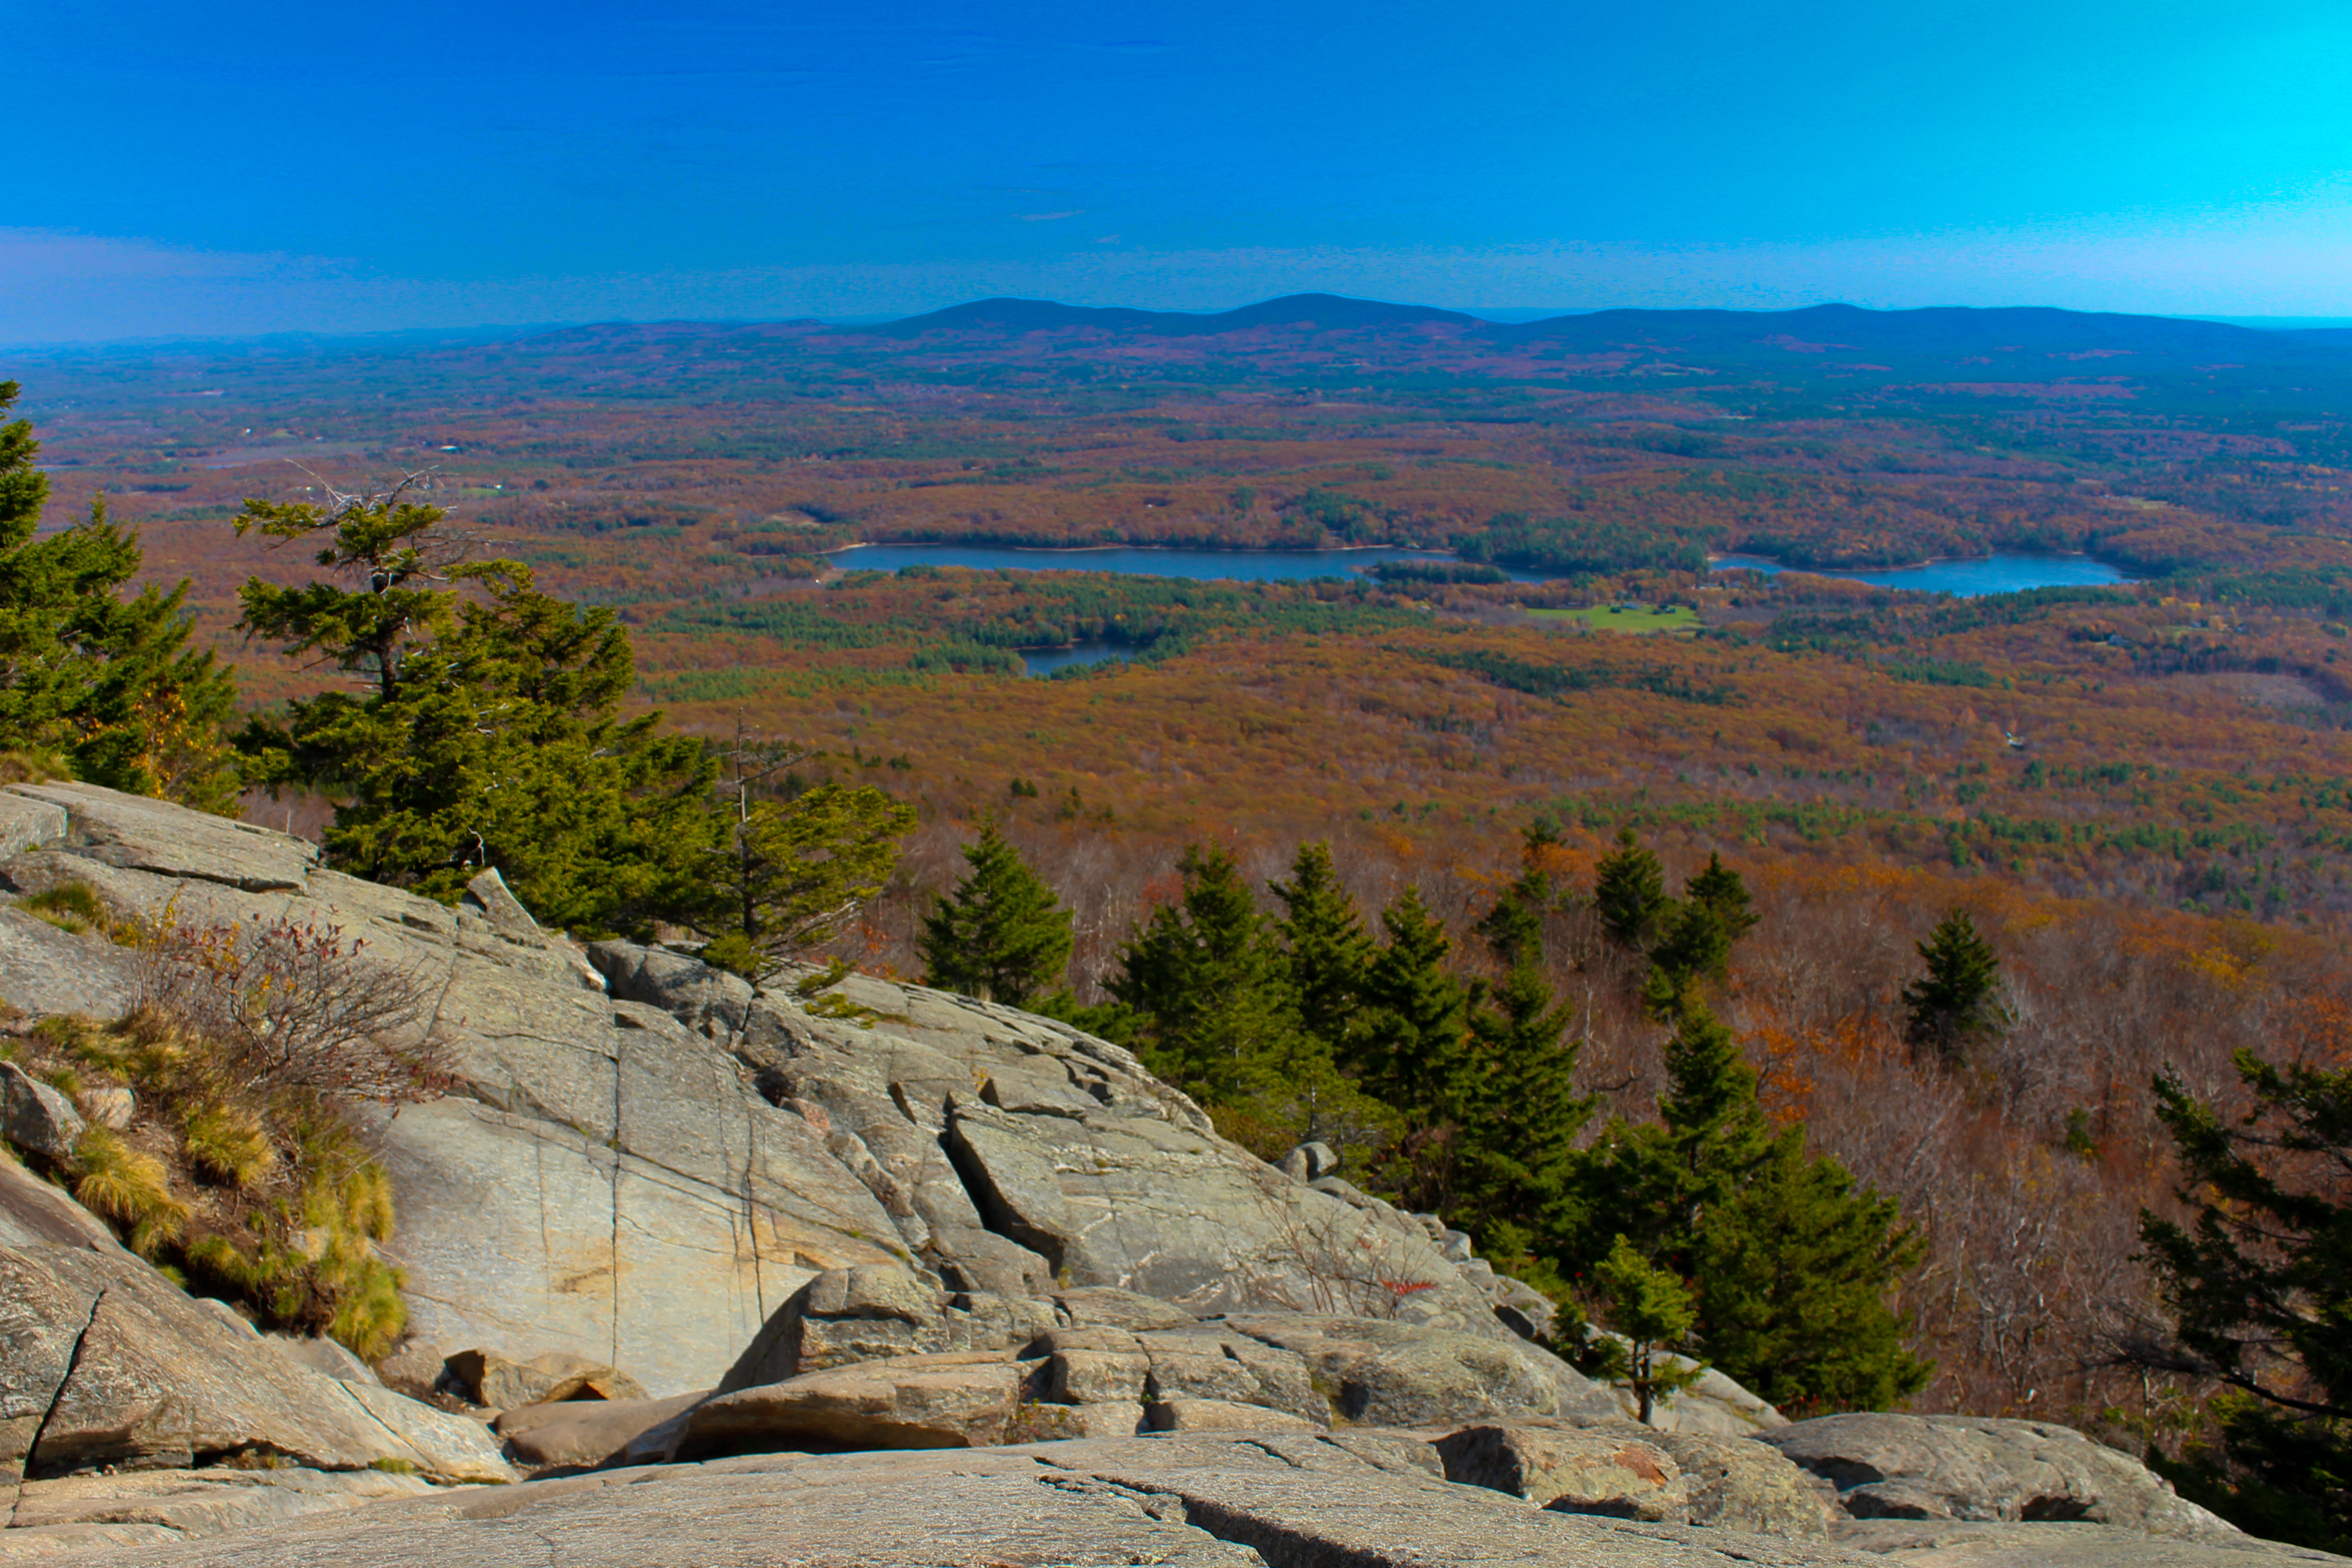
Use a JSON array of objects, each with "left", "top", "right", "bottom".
[{"left": 1526, "top": 604, "right": 1700, "bottom": 634}]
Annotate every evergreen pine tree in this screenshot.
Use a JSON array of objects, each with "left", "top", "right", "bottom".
[
  {"left": 1649, "top": 854, "right": 1757, "bottom": 994},
  {"left": 1459, "top": 958, "right": 1594, "bottom": 1247},
  {"left": 1593, "top": 827, "right": 1672, "bottom": 953},
  {"left": 704, "top": 780, "right": 917, "bottom": 986},
  {"left": 1684, "top": 853, "right": 1759, "bottom": 942},
  {"left": 1269, "top": 841, "right": 1375, "bottom": 1054},
  {"left": 1590, "top": 1234, "right": 1703, "bottom": 1424},
  {"left": 233, "top": 480, "right": 723, "bottom": 933},
  {"left": 2135, "top": 1052, "right": 2352, "bottom": 1552},
  {"left": 1901, "top": 910, "right": 2006, "bottom": 1064},
  {"left": 918, "top": 814, "right": 1074, "bottom": 1006},
  {"left": 1455, "top": 827, "right": 1594, "bottom": 1252},
  {"left": 1570, "top": 996, "right": 1929, "bottom": 1413},
  {"left": 1106, "top": 844, "right": 1300, "bottom": 1105},
  {"left": 1694, "top": 1132, "right": 1930, "bottom": 1413},
  {"left": 1356, "top": 886, "right": 1470, "bottom": 1117},
  {"left": 1649, "top": 901, "right": 1733, "bottom": 994},
  {"left": 0, "top": 383, "right": 237, "bottom": 804}
]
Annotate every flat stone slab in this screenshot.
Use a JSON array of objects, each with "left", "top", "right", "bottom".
[
  {"left": 4, "top": 782, "right": 317, "bottom": 892},
  {"left": 27, "top": 1429, "right": 2339, "bottom": 1568},
  {"left": 0, "top": 792, "right": 65, "bottom": 860}
]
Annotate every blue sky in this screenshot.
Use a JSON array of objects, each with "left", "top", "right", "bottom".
[{"left": 7, "top": 0, "right": 2350, "bottom": 340}]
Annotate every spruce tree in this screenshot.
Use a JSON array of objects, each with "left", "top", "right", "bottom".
[
  {"left": 1269, "top": 841, "right": 1375, "bottom": 1054},
  {"left": 0, "top": 383, "right": 237, "bottom": 804},
  {"left": 1356, "top": 887, "right": 1470, "bottom": 1118},
  {"left": 1649, "top": 901, "right": 1733, "bottom": 994},
  {"left": 1106, "top": 844, "right": 1300, "bottom": 1105},
  {"left": 1649, "top": 854, "right": 1757, "bottom": 994},
  {"left": 705, "top": 781, "right": 917, "bottom": 986},
  {"left": 233, "top": 481, "right": 721, "bottom": 933},
  {"left": 2136, "top": 1053, "right": 2352, "bottom": 1551},
  {"left": 1590, "top": 1234, "right": 1703, "bottom": 1423},
  {"left": 919, "top": 814, "right": 1074, "bottom": 1006},
  {"left": 1902, "top": 910, "right": 2006, "bottom": 1065},
  {"left": 1569, "top": 995, "right": 1926, "bottom": 1412},
  {"left": 1695, "top": 1133, "right": 1929, "bottom": 1413},
  {"left": 1455, "top": 828, "right": 1594, "bottom": 1254},
  {"left": 1684, "top": 853, "right": 1759, "bottom": 943},
  {"left": 1593, "top": 827, "right": 1672, "bottom": 953}
]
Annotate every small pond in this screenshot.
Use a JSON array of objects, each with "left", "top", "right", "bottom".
[
  {"left": 829, "top": 542, "right": 1550, "bottom": 583},
  {"left": 1019, "top": 641, "right": 1132, "bottom": 678},
  {"left": 1709, "top": 552, "right": 2131, "bottom": 597}
]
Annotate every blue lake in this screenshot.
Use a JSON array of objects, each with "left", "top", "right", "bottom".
[
  {"left": 825, "top": 541, "right": 2127, "bottom": 599},
  {"left": 1708, "top": 553, "right": 2131, "bottom": 597},
  {"left": 1020, "top": 641, "right": 1132, "bottom": 678},
  {"left": 829, "top": 542, "right": 1551, "bottom": 583}
]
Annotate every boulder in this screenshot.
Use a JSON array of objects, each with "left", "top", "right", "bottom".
[
  {"left": 0, "top": 1242, "right": 517, "bottom": 1485},
  {"left": 1054, "top": 1286, "right": 1198, "bottom": 1332},
  {"left": 672, "top": 1351, "right": 1027, "bottom": 1458},
  {"left": 1437, "top": 1422, "right": 1691, "bottom": 1522},
  {"left": 717, "top": 1266, "right": 1054, "bottom": 1393},
  {"left": 445, "top": 1349, "right": 645, "bottom": 1411},
  {"left": 3, "top": 782, "right": 318, "bottom": 892},
  {"left": 1145, "top": 1398, "right": 1322, "bottom": 1434},
  {"left": 0, "top": 1060, "right": 84, "bottom": 1162},
  {"left": 0, "top": 903, "right": 139, "bottom": 1021},
  {"left": 1219, "top": 1313, "right": 1620, "bottom": 1427},
  {"left": 0, "top": 1151, "right": 119, "bottom": 1252},
  {"left": 494, "top": 1391, "right": 708, "bottom": 1471},
  {"left": 1278, "top": 1141, "right": 1340, "bottom": 1181},
  {"left": 1761, "top": 1412, "right": 2240, "bottom": 1540},
  {"left": 1582, "top": 1331, "right": 1788, "bottom": 1432},
  {"left": 79, "top": 1084, "right": 134, "bottom": 1131},
  {"left": 1649, "top": 1429, "right": 1838, "bottom": 1536},
  {"left": 6, "top": 785, "right": 1548, "bottom": 1404}
]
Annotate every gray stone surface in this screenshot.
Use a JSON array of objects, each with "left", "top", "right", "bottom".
[
  {"left": 1439, "top": 1422, "right": 1692, "bottom": 1521},
  {"left": 4, "top": 782, "right": 316, "bottom": 891},
  {"left": 15, "top": 1426, "right": 2335, "bottom": 1568},
  {"left": 38, "top": 1433, "right": 1898, "bottom": 1568},
  {"left": 0, "top": 903, "right": 140, "bottom": 1018},
  {"left": 675, "top": 1351, "right": 1029, "bottom": 1457},
  {"left": 443, "top": 1347, "right": 644, "bottom": 1410},
  {"left": 9, "top": 1463, "right": 436, "bottom": 1540},
  {"left": 1220, "top": 1312, "right": 1621, "bottom": 1427},
  {"left": 495, "top": 1391, "right": 707, "bottom": 1471},
  {"left": 4, "top": 785, "right": 1557, "bottom": 1404},
  {"left": 267, "top": 1332, "right": 381, "bottom": 1386},
  {"left": 0, "top": 1243, "right": 516, "bottom": 1485},
  {"left": 0, "top": 791, "right": 66, "bottom": 860},
  {"left": 1651, "top": 1428, "right": 1839, "bottom": 1536},
  {"left": 1832, "top": 1519, "right": 2348, "bottom": 1564},
  {"left": 0, "top": 1060, "right": 83, "bottom": 1161},
  {"left": 0, "top": 1151, "right": 119, "bottom": 1252},
  {"left": 720, "top": 1265, "right": 997, "bottom": 1391},
  {"left": 1765, "top": 1413, "right": 2240, "bottom": 1540}
]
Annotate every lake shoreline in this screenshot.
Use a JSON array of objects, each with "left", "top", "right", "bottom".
[{"left": 833, "top": 541, "right": 1447, "bottom": 558}]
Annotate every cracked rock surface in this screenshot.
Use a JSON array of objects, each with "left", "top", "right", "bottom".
[{"left": 2, "top": 781, "right": 1551, "bottom": 1400}]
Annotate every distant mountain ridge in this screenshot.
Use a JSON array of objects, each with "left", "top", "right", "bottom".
[
  {"left": 866, "top": 294, "right": 2352, "bottom": 367},
  {"left": 867, "top": 293, "right": 1479, "bottom": 337}
]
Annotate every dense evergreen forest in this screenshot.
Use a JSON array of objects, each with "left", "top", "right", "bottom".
[{"left": 11, "top": 302, "right": 2352, "bottom": 1548}]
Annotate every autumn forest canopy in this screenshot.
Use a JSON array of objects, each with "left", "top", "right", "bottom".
[{"left": 13, "top": 298, "right": 2352, "bottom": 1546}]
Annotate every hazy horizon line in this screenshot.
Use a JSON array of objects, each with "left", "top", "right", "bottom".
[{"left": 8, "top": 299, "right": 2352, "bottom": 356}]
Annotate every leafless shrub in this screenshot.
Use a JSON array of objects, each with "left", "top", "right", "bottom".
[{"left": 133, "top": 904, "right": 446, "bottom": 1102}]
